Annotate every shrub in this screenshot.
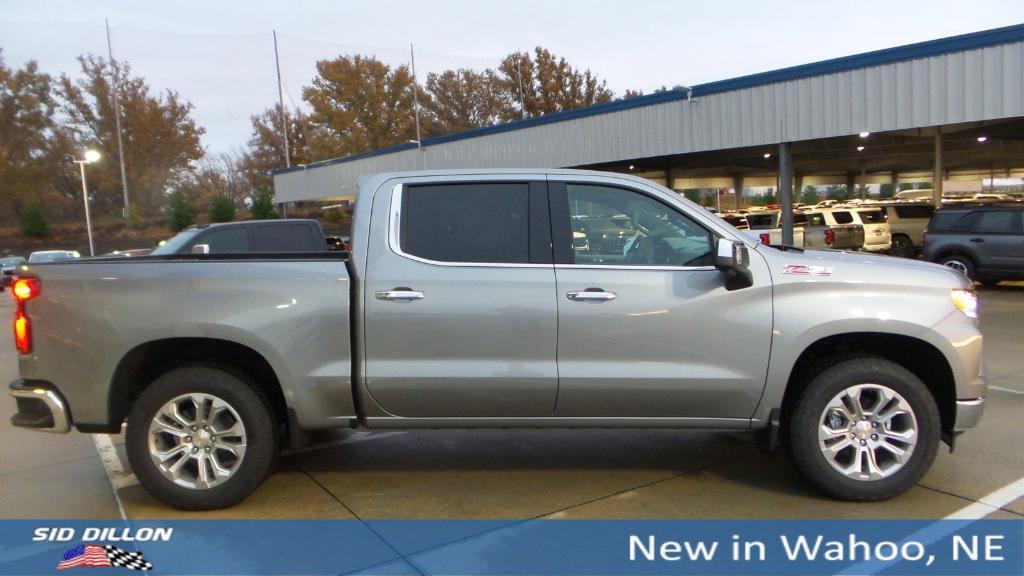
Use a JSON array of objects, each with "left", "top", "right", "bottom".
[
  {"left": 20, "top": 204, "right": 48, "bottom": 238},
  {"left": 166, "top": 190, "right": 197, "bottom": 232},
  {"left": 209, "top": 194, "right": 236, "bottom": 223},
  {"left": 249, "top": 189, "right": 278, "bottom": 220}
]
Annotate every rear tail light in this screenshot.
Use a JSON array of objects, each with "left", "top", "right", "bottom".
[
  {"left": 11, "top": 278, "right": 40, "bottom": 302},
  {"left": 825, "top": 229, "right": 836, "bottom": 246},
  {"left": 10, "top": 277, "right": 38, "bottom": 355},
  {"left": 14, "top": 310, "right": 30, "bottom": 354},
  {"left": 759, "top": 233, "right": 771, "bottom": 245}
]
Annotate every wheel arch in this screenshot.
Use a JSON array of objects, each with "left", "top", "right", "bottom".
[
  {"left": 108, "top": 337, "right": 289, "bottom": 436},
  {"left": 778, "top": 332, "right": 956, "bottom": 440}
]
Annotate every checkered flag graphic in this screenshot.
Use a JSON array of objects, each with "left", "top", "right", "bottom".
[{"left": 104, "top": 546, "right": 154, "bottom": 571}]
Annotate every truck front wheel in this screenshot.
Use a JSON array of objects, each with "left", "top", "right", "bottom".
[
  {"left": 788, "top": 357, "right": 940, "bottom": 501},
  {"left": 126, "top": 366, "right": 279, "bottom": 510}
]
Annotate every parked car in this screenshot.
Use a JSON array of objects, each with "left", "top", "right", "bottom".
[
  {"left": 27, "top": 250, "right": 80, "bottom": 263},
  {"left": 324, "top": 235, "right": 351, "bottom": 252},
  {"left": 846, "top": 207, "right": 892, "bottom": 253},
  {"left": 151, "top": 220, "right": 329, "bottom": 255},
  {"left": 875, "top": 202, "right": 936, "bottom": 257},
  {"left": 10, "top": 169, "right": 985, "bottom": 509},
  {"left": 0, "top": 256, "right": 25, "bottom": 287},
  {"left": 802, "top": 210, "right": 865, "bottom": 250},
  {"left": 923, "top": 203, "right": 1024, "bottom": 285},
  {"left": 742, "top": 211, "right": 805, "bottom": 246}
]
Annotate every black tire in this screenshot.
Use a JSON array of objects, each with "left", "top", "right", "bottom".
[
  {"left": 890, "top": 234, "right": 915, "bottom": 258},
  {"left": 788, "top": 357, "right": 940, "bottom": 501},
  {"left": 126, "top": 365, "right": 279, "bottom": 510},
  {"left": 938, "top": 254, "right": 976, "bottom": 280}
]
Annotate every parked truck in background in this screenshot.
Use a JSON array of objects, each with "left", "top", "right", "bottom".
[{"left": 9, "top": 169, "right": 985, "bottom": 510}]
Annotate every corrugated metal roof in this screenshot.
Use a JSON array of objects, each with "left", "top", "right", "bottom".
[{"left": 274, "top": 23, "right": 1024, "bottom": 201}]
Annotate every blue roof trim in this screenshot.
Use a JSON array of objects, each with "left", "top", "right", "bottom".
[{"left": 274, "top": 23, "right": 1024, "bottom": 176}]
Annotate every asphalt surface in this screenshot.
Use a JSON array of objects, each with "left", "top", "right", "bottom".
[{"left": 1, "top": 284, "right": 1022, "bottom": 521}]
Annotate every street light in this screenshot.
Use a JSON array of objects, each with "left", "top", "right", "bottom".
[{"left": 73, "top": 150, "right": 100, "bottom": 256}]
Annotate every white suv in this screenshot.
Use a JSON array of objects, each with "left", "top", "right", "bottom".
[{"left": 820, "top": 207, "right": 892, "bottom": 253}]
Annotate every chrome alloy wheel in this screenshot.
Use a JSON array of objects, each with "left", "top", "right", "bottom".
[
  {"left": 943, "top": 259, "right": 970, "bottom": 276},
  {"left": 817, "top": 384, "right": 918, "bottom": 481},
  {"left": 148, "top": 393, "right": 247, "bottom": 490}
]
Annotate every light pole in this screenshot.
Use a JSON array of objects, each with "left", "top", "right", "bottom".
[{"left": 73, "top": 150, "right": 101, "bottom": 256}]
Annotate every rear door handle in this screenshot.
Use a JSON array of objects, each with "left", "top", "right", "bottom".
[
  {"left": 375, "top": 287, "right": 425, "bottom": 301},
  {"left": 969, "top": 238, "right": 985, "bottom": 243},
  {"left": 567, "top": 288, "right": 617, "bottom": 302}
]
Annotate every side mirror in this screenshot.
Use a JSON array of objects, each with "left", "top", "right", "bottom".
[
  {"left": 191, "top": 244, "right": 210, "bottom": 255},
  {"left": 714, "top": 238, "right": 753, "bottom": 291}
]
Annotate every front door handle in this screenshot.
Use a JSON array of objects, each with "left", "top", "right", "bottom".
[
  {"left": 375, "top": 287, "right": 425, "bottom": 301},
  {"left": 567, "top": 288, "right": 617, "bottom": 302},
  {"left": 969, "top": 237, "right": 985, "bottom": 243}
]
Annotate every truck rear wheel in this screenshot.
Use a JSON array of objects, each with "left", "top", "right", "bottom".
[
  {"left": 126, "top": 366, "right": 279, "bottom": 510},
  {"left": 788, "top": 357, "right": 939, "bottom": 501}
]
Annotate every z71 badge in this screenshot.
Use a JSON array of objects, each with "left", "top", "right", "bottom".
[{"left": 783, "top": 264, "right": 833, "bottom": 276}]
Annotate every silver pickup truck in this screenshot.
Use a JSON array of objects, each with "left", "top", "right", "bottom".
[{"left": 9, "top": 169, "right": 985, "bottom": 510}]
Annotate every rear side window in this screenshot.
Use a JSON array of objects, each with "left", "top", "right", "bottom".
[
  {"left": 832, "top": 211, "right": 854, "bottom": 224},
  {"left": 252, "top": 224, "right": 319, "bottom": 252},
  {"left": 745, "top": 214, "right": 774, "bottom": 229},
  {"left": 858, "top": 210, "right": 886, "bottom": 224},
  {"left": 972, "top": 211, "right": 1015, "bottom": 234},
  {"left": 401, "top": 183, "right": 530, "bottom": 263},
  {"left": 929, "top": 211, "right": 978, "bottom": 232},
  {"left": 893, "top": 205, "right": 935, "bottom": 219},
  {"left": 199, "top": 228, "right": 248, "bottom": 253},
  {"left": 806, "top": 213, "right": 826, "bottom": 226}
]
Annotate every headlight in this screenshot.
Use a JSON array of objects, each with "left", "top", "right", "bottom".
[{"left": 951, "top": 288, "right": 978, "bottom": 319}]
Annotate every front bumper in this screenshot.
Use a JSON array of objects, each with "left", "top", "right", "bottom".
[
  {"left": 9, "top": 380, "right": 71, "bottom": 433},
  {"left": 953, "top": 397, "right": 985, "bottom": 432}
]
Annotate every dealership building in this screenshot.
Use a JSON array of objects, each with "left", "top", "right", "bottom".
[{"left": 273, "top": 23, "right": 1024, "bottom": 226}]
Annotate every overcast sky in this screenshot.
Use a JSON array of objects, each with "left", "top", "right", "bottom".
[{"left": 2, "top": 0, "right": 1022, "bottom": 154}]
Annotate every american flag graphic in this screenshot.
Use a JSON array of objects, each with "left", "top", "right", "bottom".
[{"left": 57, "top": 544, "right": 153, "bottom": 571}]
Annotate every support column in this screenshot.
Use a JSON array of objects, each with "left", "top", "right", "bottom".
[
  {"left": 732, "top": 174, "right": 744, "bottom": 212},
  {"left": 779, "top": 142, "right": 794, "bottom": 245},
  {"left": 794, "top": 174, "right": 804, "bottom": 203},
  {"left": 933, "top": 129, "right": 943, "bottom": 207},
  {"left": 846, "top": 172, "right": 856, "bottom": 199},
  {"left": 891, "top": 171, "right": 899, "bottom": 198}
]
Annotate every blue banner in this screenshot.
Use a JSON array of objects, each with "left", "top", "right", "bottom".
[{"left": 0, "top": 519, "right": 1020, "bottom": 575}]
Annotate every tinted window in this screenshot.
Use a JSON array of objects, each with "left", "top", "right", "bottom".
[
  {"left": 973, "top": 211, "right": 1015, "bottom": 234},
  {"left": 745, "top": 214, "right": 775, "bottom": 229},
  {"left": 566, "top": 184, "right": 712, "bottom": 266},
  {"left": 832, "top": 211, "right": 854, "bottom": 224},
  {"left": 199, "top": 228, "right": 248, "bottom": 253},
  {"left": 806, "top": 213, "right": 826, "bottom": 227},
  {"left": 929, "top": 211, "right": 978, "bottom": 232},
  {"left": 252, "top": 224, "right": 318, "bottom": 252},
  {"left": 793, "top": 213, "right": 808, "bottom": 226},
  {"left": 858, "top": 210, "right": 886, "bottom": 224},
  {"left": 402, "top": 183, "right": 530, "bottom": 263},
  {"left": 893, "top": 205, "right": 935, "bottom": 219}
]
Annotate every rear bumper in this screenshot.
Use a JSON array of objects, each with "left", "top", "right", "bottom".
[
  {"left": 954, "top": 397, "right": 985, "bottom": 432},
  {"left": 9, "top": 380, "right": 71, "bottom": 433}
]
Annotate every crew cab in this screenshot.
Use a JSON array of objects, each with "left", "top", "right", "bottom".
[{"left": 9, "top": 169, "right": 985, "bottom": 510}]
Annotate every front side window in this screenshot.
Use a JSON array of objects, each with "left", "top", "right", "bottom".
[
  {"left": 566, "top": 184, "right": 713, "bottom": 267},
  {"left": 401, "top": 183, "right": 530, "bottom": 263},
  {"left": 199, "top": 228, "right": 249, "bottom": 253},
  {"left": 973, "top": 211, "right": 1015, "bottom": 234}
]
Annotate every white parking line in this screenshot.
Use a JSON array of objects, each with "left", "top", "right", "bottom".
[
  {"left": 943, "top": 476, "right": 1024, "bottom": 520},
  {"left": 91, "top": 434, "right": 135, "bottom": 520},
  {"left": 989, "top": 385, "right": 1024, "bottom": 395},
  {"left": 839, "top": 475, "right": 1024, "bottom": 575}
]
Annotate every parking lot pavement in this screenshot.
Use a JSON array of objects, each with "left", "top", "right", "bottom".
[{"left": 0, "top": 284, "right": 1021, "bottom": 522}]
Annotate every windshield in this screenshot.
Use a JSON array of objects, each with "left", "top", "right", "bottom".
[
  {"left": 0, "top": 257, "right": 24, "bottom": 266},
  {"left": 150, "top": 228, "right": 202, "bottom": 255}
]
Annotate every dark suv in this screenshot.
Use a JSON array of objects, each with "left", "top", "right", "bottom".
[{"left": 923, "top": 203, "right": 1024, "bottom": 285}]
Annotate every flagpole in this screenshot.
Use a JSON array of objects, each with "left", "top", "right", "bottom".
[
  {"left": 106, "top": 18, "right": 130, "bottom": 219},
  {"left": 410, "top": 43, "right": 422, "bottom": 148}
]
